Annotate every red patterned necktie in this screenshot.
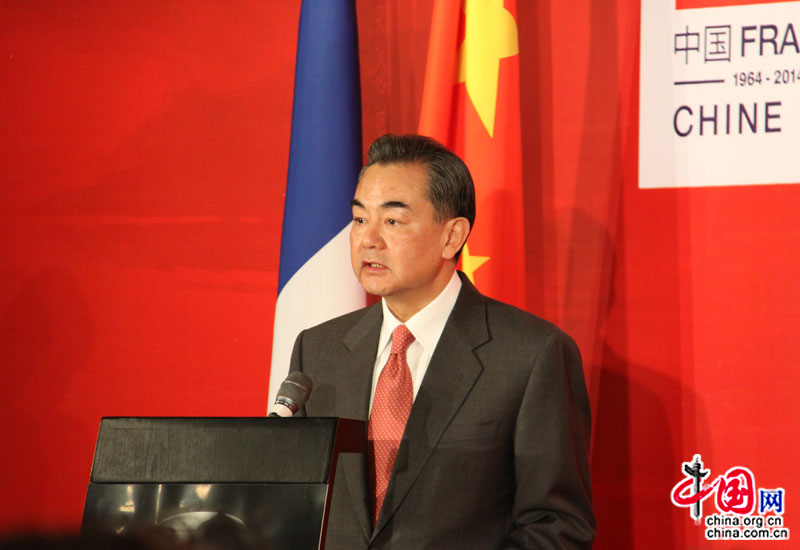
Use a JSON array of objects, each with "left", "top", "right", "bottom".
[{"left": 368, "top": 324, "right": 415, "bottom": 525}]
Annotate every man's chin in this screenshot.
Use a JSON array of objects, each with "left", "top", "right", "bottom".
[
  {"left": 357, "top": 277, "right": 391, "bottom": 298},
  {"left": 361, "top": 285, "right": 389, "bottom": 297}
]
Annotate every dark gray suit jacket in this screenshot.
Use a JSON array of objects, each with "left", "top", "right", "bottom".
[{"left": 289, "top": 272, "right": 595, "bottom": 549}]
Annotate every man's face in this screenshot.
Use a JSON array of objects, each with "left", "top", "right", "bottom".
[{"left": 350, "top": 162, "right": 454, "bottom": 320}]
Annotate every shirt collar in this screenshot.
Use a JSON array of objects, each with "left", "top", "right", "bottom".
[{"left": 378, "top": 270, "right": 463, "bottom": 355}]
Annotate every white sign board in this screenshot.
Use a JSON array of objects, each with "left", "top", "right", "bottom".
[{"left": 640, "top": 1, "right": 800, "bottom": 188}]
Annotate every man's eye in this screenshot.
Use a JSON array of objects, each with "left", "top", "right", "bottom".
[
  {"left": 387, "top": 219, "right": 397, "bottom": 225},
  {"left": 354, "top": 217, "right": 365, "bottom": 224}
]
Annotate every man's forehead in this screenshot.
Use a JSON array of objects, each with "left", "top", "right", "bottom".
[{"left": 352, "top": 162, "right": 430, "bottom": 207}]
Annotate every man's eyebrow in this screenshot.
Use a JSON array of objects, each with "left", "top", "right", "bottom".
[
  {"left": 381, "top": 200, "right": 409, "bottom": 209},
  {"left": 350, "top": 199, "right": 410, "bottom": 210}
]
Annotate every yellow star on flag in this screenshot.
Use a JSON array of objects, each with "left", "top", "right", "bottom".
[
  {"left": 457, "top": 0, "right": 519, "bottom": 137},
  {"left": 461, "top": 243, "right": 490, "bottom": 283}
]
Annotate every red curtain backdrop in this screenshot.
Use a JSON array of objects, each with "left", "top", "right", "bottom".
[{"left": 1, "top": 1, "right": 798, "bottom": 549}]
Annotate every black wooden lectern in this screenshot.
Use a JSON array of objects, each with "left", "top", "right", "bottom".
[{"left": 81, "top": 417, "right": 365, "bottom": 550}]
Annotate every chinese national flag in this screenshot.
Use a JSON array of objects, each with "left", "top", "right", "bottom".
[{"left": 419, "top": 0, "right": 525, "bottom": 309}]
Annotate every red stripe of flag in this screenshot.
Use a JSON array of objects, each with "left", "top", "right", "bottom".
[{"left": 419, "top": 0, "right": 526, "bottom": 310}]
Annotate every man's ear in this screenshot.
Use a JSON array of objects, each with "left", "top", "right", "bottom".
[{"left": 441, "top": 217, "right": 471, "bottom": 260}]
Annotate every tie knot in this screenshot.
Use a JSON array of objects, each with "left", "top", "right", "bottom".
[{"left": 390, "top": 324, "right": 415, "bottom": 356}]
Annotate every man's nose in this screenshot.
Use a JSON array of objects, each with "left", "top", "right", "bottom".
[{"left": 360, "top": 222, "right": 383, "bottom": 249}]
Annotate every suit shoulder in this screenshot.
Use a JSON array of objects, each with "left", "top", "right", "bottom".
[
  {"left": 483, "top": 296, "right": 571, "bottom": 340},
  {"left": 300, "top": 303, "right": 380, "bottom": 340}
]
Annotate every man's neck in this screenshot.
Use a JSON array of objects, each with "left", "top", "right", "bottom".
[{"left": 384, "top": 265, "right": 458, "bottom": 322}]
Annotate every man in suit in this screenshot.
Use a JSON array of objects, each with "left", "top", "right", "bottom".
[{"left": 289, "top": 134, "right": 595, "bottom": 549}]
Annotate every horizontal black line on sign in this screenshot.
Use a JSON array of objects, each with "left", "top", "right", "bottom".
[{"left": 674, "top": 79, "right": 725, "bottom": 86}]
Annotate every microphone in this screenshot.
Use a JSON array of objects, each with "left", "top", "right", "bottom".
[{"left": 268, "top": 372, "right": 313, "bottom": 417}]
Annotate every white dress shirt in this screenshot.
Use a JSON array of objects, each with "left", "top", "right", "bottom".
[{"left": 368, "top": 270, "right": 462, "bottom": 413}]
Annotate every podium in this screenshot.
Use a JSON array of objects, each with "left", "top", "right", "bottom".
[{"left": 81, "top": 417, "right": 366, "bottom": 550}]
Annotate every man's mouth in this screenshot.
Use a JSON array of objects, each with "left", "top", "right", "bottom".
[{"left": 363, "top": 261, "right": 386, "bottom": 269}]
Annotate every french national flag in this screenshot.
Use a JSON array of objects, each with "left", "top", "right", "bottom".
[{"left": 269, "top": 0, "right": 366, "bottom": 406}]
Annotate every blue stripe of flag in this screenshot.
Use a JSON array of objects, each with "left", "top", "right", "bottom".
[{"left": 278, "top": 0, "right": 362, "bottom": 293}]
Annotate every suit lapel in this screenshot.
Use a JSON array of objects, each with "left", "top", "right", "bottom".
[
  {"left": 336, "top": 303, "right": 382, "bottom": 540},
  {"left": 372, "top": 274, "right": 490, "bottom": 536}
]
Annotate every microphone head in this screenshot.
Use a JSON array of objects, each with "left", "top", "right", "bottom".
[
  {"left": 270, "top": 372, "right": 313, "bottom": 417},
  {"left": 280, "top": 371, "right": 313, "bottom": 402}
]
